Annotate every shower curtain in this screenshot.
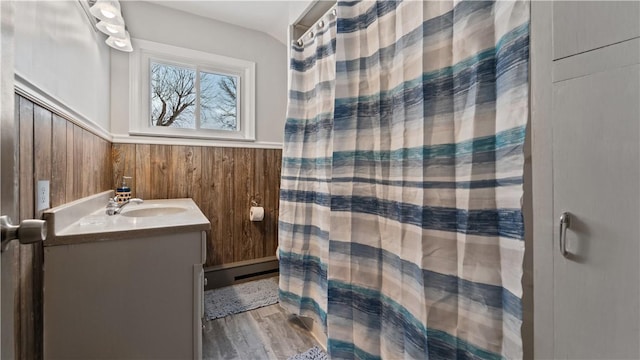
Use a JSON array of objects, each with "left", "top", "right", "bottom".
[
  {"left": 278, "top": 8, "right": 337, "bottom": 332},
  {"left": 280, "top": 1, "right": 529, "bottom": 359}
]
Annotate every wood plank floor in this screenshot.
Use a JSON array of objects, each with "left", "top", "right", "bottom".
[{"left": 202, "top": 304, "right": 321, "bottom": 360}]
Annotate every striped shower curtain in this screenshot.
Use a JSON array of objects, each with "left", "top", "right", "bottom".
[
  {"left": 279, "top": 9, "right": 336, "bottom": 332},
  {"left": 280, "top": 1, "right": 529, "bottom": 359}
]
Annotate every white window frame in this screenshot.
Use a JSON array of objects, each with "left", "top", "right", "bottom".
[{"left": 129, "top": 39, "right": 256, "bottom": 141}]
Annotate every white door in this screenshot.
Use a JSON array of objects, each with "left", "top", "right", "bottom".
[
  {"left": 0, "top": 2, "right": 16, "bottom": 358},
  {"left": 549, "top": 2, "right": 640, "bottom": 357},
  {"left": 0, "top": 232, "right": 16, "bottom": 359}
]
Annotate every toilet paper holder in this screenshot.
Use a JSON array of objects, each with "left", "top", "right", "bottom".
[{"left": 249, "top": 200, "right": 265, "bottom": 222}]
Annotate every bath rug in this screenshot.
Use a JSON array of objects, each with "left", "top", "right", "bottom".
[
  {"left": 204, "top": 276, "right": 279, "bottom": 320},
  {"left": 287, "top": 346, "right": 328, "bottom": 360}
]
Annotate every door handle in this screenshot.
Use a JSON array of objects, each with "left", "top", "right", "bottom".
[
  {"left": 559, "top": 212, "right": 571, "bottom": 258},
  {"left": 0, "top": 215, "right": 46, "bottom": 252}
]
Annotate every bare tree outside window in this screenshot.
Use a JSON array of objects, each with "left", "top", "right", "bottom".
[
  {"left": 201, "top": 72, "right": 238, "bottom": 131},
  {"left": 151, "top": 62, "right": 196, "bottom": 128},
  {"left": 150, "top": 61, "right": 238, "bottom": 131}
]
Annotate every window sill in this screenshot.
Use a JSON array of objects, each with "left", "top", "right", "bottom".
[
  {"left": 129, "top": 127, "right": 255, "bottom": 142},
  {"left": 112, "top": 133, "right": 283, "bottom": 149}
]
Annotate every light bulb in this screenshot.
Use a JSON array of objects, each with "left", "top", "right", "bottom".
[
  {"left": 96, "top": 21, "right": 125, "bottom": 38},
  {"left": 100, "top": 9, "right": 116, "bottom": 19},
  {"left": 90, "top": 0, "right": 124, "bottom": 26},
  {"left": 106, "top": 31, "right": 132, "bottom": 52}
]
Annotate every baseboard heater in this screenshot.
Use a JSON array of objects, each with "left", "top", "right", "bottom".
[{"left": 204, "top": 256, "right": 279, "bottom": 291}]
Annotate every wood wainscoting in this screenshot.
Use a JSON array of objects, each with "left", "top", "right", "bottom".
[
  {"left": 112, "top": 144, "right": 282, "bottom": 267},
  {"left": 13, "top": 94, "right": 283, "bottom": 357},
  {"left": 15, "top": 94, "right": 113, "bottom": 359}
]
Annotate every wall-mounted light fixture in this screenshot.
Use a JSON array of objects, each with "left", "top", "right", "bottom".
[
  {"left": 96, "top": 21, "right": 125, "bottom": 38},
  {"left": 89, "top": 0, "right": 132, "bottom": 52}
]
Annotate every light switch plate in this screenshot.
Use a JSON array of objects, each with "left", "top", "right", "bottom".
[{"left": 37, "top": 180, "right": 50, "bottom": 212}]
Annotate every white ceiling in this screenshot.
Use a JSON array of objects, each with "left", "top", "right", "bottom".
[{"left": 143, "top": 1, "right": 314, "bottom": 44}]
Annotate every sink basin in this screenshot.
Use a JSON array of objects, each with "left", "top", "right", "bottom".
[
  {"left": 121, "top": 206, "right": 187, "bottom": 218},
  {"left": 43, "top": 192, "right": 210, "bottom": 247}
]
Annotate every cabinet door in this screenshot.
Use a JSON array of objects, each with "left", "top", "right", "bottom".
[
  {"left": 553, "top": 1, "right": 640, "bottom": 59},
  {"left": 193, "top": 265, "right": 204, "bottom": 360},
  {"left": 552, "top": 42, "right": 640, "bottom": 359}
]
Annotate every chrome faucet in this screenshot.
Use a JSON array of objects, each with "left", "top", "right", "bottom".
[{"left": 105, "top": 197, "right": 144, "bottom": 216}]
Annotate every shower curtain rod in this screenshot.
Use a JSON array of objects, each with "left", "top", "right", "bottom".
[{"left": 295, "top": 3, "right": 337, "bottom": 46}]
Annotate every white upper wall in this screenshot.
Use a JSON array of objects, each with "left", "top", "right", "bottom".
[
  {"left": 289, "top": 1, "right": 316, "bottom": 25},
  {"left": 111, "top": 1, "right": 288, "bottom": 146},
  {"left": 144, "top": 1, "right": 319, "bottom": 45},
  {"left": 14, "top": 1, "right": 111, "bottom": 133}
]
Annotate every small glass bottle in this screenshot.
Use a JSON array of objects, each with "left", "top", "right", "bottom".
[{"left": 116, "top": 176, "right": 132, "bottom": 204}]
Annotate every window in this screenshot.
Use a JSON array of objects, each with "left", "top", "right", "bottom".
[
  {"left": 130, "top": 39, "right": 255, "bottom": 141},
  {"left": 150, "top": 62, "right": 239, "bottom": 131}
]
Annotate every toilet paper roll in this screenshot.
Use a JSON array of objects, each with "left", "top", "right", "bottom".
[{"left": 250, "top": 206, "right": 264, "bottom": 222}]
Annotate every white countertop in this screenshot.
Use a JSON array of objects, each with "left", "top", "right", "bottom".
[{"left": 43, "top": 191, "right": 211, "bottom": 246}]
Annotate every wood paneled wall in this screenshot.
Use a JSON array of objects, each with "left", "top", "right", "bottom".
[
  {"left": 13, "top": 94, "right": 281, "bottom": 357},
  {"left": 112, "top": 144, "right": 282, "bottom": 267},
  {"left": 18, "top": 98, "right": 112, "bottom": 215},
  {"left": 15, "top": 95, "right": 112, "bottom": 359}
]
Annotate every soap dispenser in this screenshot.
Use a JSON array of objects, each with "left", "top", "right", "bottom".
[{"left": 116, "top": 176, "right": 132, "bottom": 204}]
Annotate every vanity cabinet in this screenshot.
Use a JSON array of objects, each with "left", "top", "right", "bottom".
[
  {"left": 44, "top": 231, "right": 206, "bottom": 360},
  {"left": 42, "top": 194, "right": 209, "bottom": 360}
]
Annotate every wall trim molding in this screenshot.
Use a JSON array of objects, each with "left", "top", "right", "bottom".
[
  {"left": 531, "top": 2, "right": 554, "bottom": 358},
  {"left": 14, "top": 73, "right": 284, "bottom": 150},
  {"left": 14, "top": 73, "right": 113, "bottom": 142},
  {"left": 111, "top": 133, "right": 283, "bottom": 149}
]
